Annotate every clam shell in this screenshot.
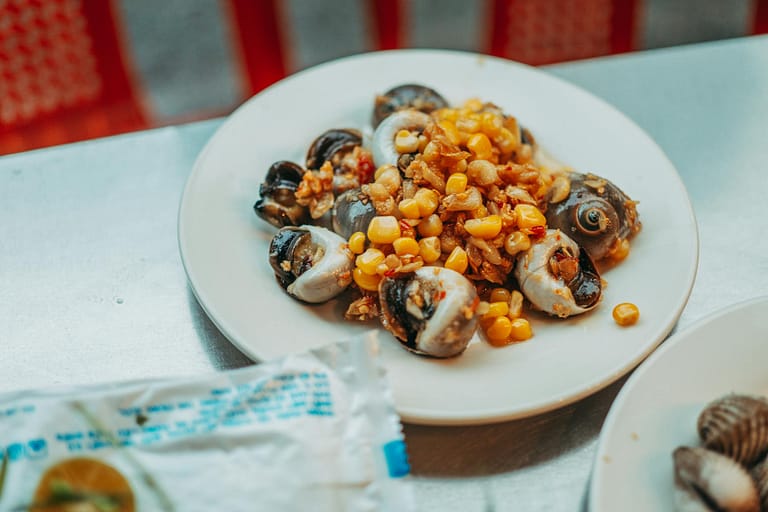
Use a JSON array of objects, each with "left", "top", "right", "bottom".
[
  {"left": 673, "top": 446, "right": 760, "bottom": 512},
  {"left": 697, "top": 394, "right": 768, "bottom": 466},
  {"left": 753, "top": 455, "right": 768, "bottom": 511}
]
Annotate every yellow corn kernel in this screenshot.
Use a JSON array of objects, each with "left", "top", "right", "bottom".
[
  {"left": 463, "top": 97, "right": 484, "bottom": 112},
  {"left": 612, "top": 303, "right": 640, "bottom": 326},
  {"left": 489, "top": 288, "right": 511, "bottom": 304},
  {"left": 445, "top": 173, "right": 468, "bottom": 195},
  {"left": 483, "top": 301, "right": 509, "bottom": 319},
  {"left": 444, "top": 246, "right": 468, "bottom": 274},
  {"left": 486, "top": 316, "right": 513, "bottom": 345},
  {"left": 353, "top": 268, "right": 382, "bottom": 292},
  {"left": 394, "top": 129, "right": 420, "bottom": 154},
  {"left": 375, "top": 165, "right": 402, "bottom": 195},
  {"left": 418, "top": 236, "right": 441, "bottom": 263},
  {"left": 398, "top": 198, "right": 421, "bottom": 219},
  {"left": 508, "top": 290, "right": 524, "bottom": 319},
  {"left": 608, "top": 238, "right": 631, "bottom": 263},
  {"left": 467, "top": 133, "right": 493, "bottom": 161},
  {"left": 356, "top": 248, "right": 385, "bottom": 275},
  {"left": 437, "top": 120, "right": 461, "bottom": 145},
  {"left": 456, "top": 117, "right": 480, "bottom": 134},
  {"left": 509, "top": 318, "right": 533, "bottom": 342},
  {"left": 480, "top": 112, "right": 503, "bottom": 137},
  {"left": 464, "top": 215, "right": 502, "bottom": 239},
  {"left": 470, "top": 205, "right": 489, "bottom": 219},
  {"left": 417, "top": 214, "right": 443, "bottom": 238},
  {"left": 348, "top": 232, "right": 366, "bottom": 254},
  {"left": 413, "top": 188, "right": 439, "bottom": 217},
  {"left": 496, "top": 127, "right": 519, "bottom": 154},
  {"left": 435, "top": 108, "right": 458, "bottom": 122},
  {"left": 504, "top": 231, "right": 531, "bottom": 256},
  {"left": 367, "top": 216, "right": 401, "bottom": 244},
  {"left": 393, "top": 237, "right": 420, "bottom": 256},
  {"left": 514, "top": 204, "right": 546, "bottom": 229}
]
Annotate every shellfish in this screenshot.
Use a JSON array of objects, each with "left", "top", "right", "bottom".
[
  {"left": 268, "top": 225, "right": 354, "bottom": 303},
  {"left": 371, "top": 109, "right": 432, "bottom": 170},
  {"left": 752, "top": 455, "right": 768, "bottom": 511},
  {"left": 673, "top": 446, "right": 760, "bottom": 512},
  {"left": 513, "top": 229, "right": 602, "bottom": 318},
  {"left": 372, "top": 83, "right": 448, "bottom": 127},
  {"left": 378, "top": 267, "right": 479, "bottom": 358},
  {"left": 697, "top": 394, "right": 768, "bottom": 466},
  {"left": 545, "top": 172, "right": 641, "bottom": 262},
  {"left": 253, "top": 160, "right": 309, "bottom": 228},
  {"left": 305, "top": 128, "right": 371, "bottom": 194},
  {"left": 331, "top": 188, "right": 377, "bottom": 240}
]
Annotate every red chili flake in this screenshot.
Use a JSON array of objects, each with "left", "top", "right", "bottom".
[
  {"left": 384, "top": 269, "right": 397, "bottom": 277},
  {"left": 529, "top": 225, "right": 546, "bottom": 238},
  {"left": 357, "top": 154, "right": 375, "bottom": 184},
  {"left": 439, "top": 290, "right": 447, "bottom": 300}
]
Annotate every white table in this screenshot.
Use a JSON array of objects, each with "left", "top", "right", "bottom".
[{"left": 2, "top": 35, "right": 767, "bottom": 511}]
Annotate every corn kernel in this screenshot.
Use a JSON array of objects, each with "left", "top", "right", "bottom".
[
  {"left": 509, "top": 318, "right": 533, "bottom": 341},
  {"left": 489, "top": 288, "right": 511, "bottom": 304},
  {"left": 375, "top": 165, "right": 402, "bottom": 196},
  {"left": 417, "top": 214, "right": 443, "bottom": 238},
  {"left": 612, "top": 303, "right": 640, "bottom": 326},
  {"left": 486, "top": 316, "right": 513, "bottom": 345},
  {"left": 393, "top": 237, "right": 420, "bottom": 256},
  {"left": 481, "top": 112, "right": 503, "bottom": 137},
  {"left": 608, "top": 239, "right": 631, "bottom": 263},
  {"left": 356, "top": 248, "right": 385, "bottom": 275},
  {"left": 496, "top": 127, "right": 519, "bottom": 154},
  {"left": 438, "top": 120, "right": 461, "bottom": 145},
  {"left": 504, "top": 231, "right": 531, "bottom": 256},
  {"left": 445, "top": 173, "right": 468, "bottom": 195},
  {"left": 436, "top": 108, "right": 458, "bottom": 122},
  {"left": 444, "top": 246, "right": 468, "bottom": 274},
  {"left": 395, "top": 130, "right": 420, "bottom": 154},
  {"left": 467, "top": 133, "right": 493, "bottom": 161},
  {"left": 348, "top": 232, "right": 366, "bottom": 254},
  {"left": 463, "top": 97, "right": 484, "bottom": 112},
  {"left": 508, "top": 290, "right": 524, "bottom": 319},
  {"left": 353, "top": 268, "right": 381, "bottom": 292},
  {"left": 414, "top": 188, "right": 439, "bottom": 216},
  {"left": 483, "top": 301, "right": 509, "bottom": 319},
  {"left": 464, "top": 215, "right": 502, "bottom": 239},
  {"left": 398, "top": 198, "right": 421, "bottom": 219},
  {"left": 367, "top": 216, "right": 401, "bottom": 244},
  {"left": 418, "top": 237, "right": 441, "bottom": 263},
  {"left": 456, "top": 117, "right": 480, "bottom": 134},
  {"left": 514, "top": 204, "right": 546, "bottom": 229}
]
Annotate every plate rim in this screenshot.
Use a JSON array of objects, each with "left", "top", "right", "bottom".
[
  {"left": 178, "top": 48, "right": 699, "bottom": 425},
  {"left": 588, "top": 295, "right": 768, "bottom": 509}
]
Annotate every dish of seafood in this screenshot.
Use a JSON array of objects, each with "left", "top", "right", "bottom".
[
  {"left": 178, "top": 50, "right": 697, "bottom": 424},
  {"left": 253, "top": 83, "right": 642, "bottom": 358},
  {"left": 590, "top": 297, "right": 768, "bottom": 511}
]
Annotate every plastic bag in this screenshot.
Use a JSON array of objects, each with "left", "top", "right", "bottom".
[{"left": 0, "top": 331, "right": 413, "bottom": 511}]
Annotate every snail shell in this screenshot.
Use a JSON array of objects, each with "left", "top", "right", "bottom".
[
  {"left": 673, "top": 446, "right": 760, "bottom": 512},
  {"left": 752, "top": 455, "right": 768, "bottom": 511},
  {"left": 697, "top": 394, "right": 768, "bottom": 466}
]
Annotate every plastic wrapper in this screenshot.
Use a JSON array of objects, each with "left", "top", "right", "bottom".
[{"left": 0, "top": 331, "right": 413, "bottom": 511}]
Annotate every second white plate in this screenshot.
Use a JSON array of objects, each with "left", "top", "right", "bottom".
[
  {"left": 590, "top": 296, "right": 768, "bottom": 511},
  {"left": 178, "top": 50, "right": 698, "bottom": 425}
]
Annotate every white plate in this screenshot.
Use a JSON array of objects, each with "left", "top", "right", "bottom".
[
  {"left": 178, "top": 49, "right": 698, "bottom": 425},
  {"left": 590, "top": 296, "right": 768, "bottom": 511}
]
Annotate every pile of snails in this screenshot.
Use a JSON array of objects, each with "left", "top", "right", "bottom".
[
  {"left": 673, "top": 393, "right": 768, "bottom": 511},
  {"left": 252, "top": 84, "right": 641, "bottom": 358}
]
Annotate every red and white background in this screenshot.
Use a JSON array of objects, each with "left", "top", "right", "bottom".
[{"left": 1, "top": 0, "right": 766, "bottom": 154}]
